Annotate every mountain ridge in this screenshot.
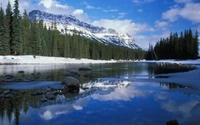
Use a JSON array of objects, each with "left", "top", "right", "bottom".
[{"left": 28, "top": 10, "right": 141, "bottom": 50}]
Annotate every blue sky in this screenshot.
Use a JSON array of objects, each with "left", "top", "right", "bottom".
[{"left": 1, "top": 0, "right": 200, "bottom": 50}]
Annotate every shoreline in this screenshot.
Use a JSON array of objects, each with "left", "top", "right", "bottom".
[{"left": 0, "top": 55, "right": 200, "bottom": 65}]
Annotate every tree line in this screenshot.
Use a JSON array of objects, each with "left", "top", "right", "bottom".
[
  {"left": 0, "top": 0, "right": 145, "bottom": 60},
  {"left": 146, "top": 29, "right": 199, "bottom": 60}
]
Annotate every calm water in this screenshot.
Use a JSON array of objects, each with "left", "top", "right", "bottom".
[{"left": 0, "top": 62, "right": 199, "bottom": 125}]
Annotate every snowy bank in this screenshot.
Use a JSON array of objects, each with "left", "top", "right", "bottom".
[
  {"left": 0, "top": 55, "right": 118, "bottom": 64},
  {"left": 1, "top": 55, "right": 200, "bottom": 65},
  {"left": 139, "top": 59, "right": 200, "bottom": 65}
]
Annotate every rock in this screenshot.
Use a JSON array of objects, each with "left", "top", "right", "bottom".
[
  {"left": 31, "top": 92, "right": 38, "bottom": 96},
  {"left": 18, "top": 70, "right": 25, "bottom": 74},
  {"left": 40, "top": 97, "right": 47, "bottom": 102},
  {"left": 21, "top": 91, "right": 26, "bottom": 94},
  {"left": 166, "top": 120, "right": 179, "bottom": 125},
  {"left": 62, "top": 76, "right": 80, "bottom": 93},
  {"left": 3, "top": 90, "right": 10, "bottom": 95},
  {"left": 36, "top": 72, "right": 42, "bottom": 75},
  {"left": 51, "top": 90, "right": 58, "bottom": 95},
  {"left": 45, "top": 92, "right": 56, "bottom": 100},
  {"left": 40, "top": 90, "right": 47, "bottom": 94},
  {"left": 29, "top": 76, "right": 36, "bottom": 81},
  {"left": 4, "top": 75, "right": 15, "bottom": 82},
  {"left": 0, "top": 94, "right": 5, "bottom": 98},
  {"left": 5, "top": 75, "right": 14, "bottom": 79},
  {"left": 83, "top": 73, "right": 96, "bottom": 78},
  {"left": 4, "top": 94, "right": 14, "bottom": 99},
  {"left": 79, "top": 67, "right": 92, "bottom": 71},
  {"left": 15, "top": 76, "right": 24, "bottom": 81},
  {"left": 37, "top": 91, "right": 43, "bottom": 95},
  {"left": 62, "top": 76, "right": 79, "bottom": 86},
  {"left": 0, "top": 78, "right": 4, "bottom": 82},
  {"left": 46, "top": 87, "right": 52, "bottom": 92},
  {"left": 65, "top": 70, "right": 80, "bottom": 78},
  {"left": 4, "top": 78, "right": 15, "bottom": 82}
]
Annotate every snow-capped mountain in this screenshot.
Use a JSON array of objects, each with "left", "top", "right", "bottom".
[{"left": 29, "top": 10, "right": 141, "bottom": 50}]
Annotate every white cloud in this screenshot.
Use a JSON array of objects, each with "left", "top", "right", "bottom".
[
  {"left": 39, "top": 0, "right": 53, "bottom": 8},
  {"left": 162, "top": 2, "right": 200, "bottom": 23},
  {"left": 162, "top": 8, "right": 180, "bottom": 22},
  {"left": 0, "top": 0, "right": 35, "bottom": 14},
  {"left": 92, "top": 19, "right": 153, "bottom": 36},
  {"left": 174, "top": 0, "right": 192, "bottom": 3},
  {"left": 73, "top": 9, "right": 84, "bottom": 15},
  {"left": 180, "top": 3, "right": 200, "bottom": 22},
  {"left": 103, "top": 9, "right": 118, "bottom": 12},
  {"left": 86, "top": 5, "right": 95, "bottom": 9},
  {"left": 133, "top": 31, "right": 170, "bottom": 50},
  {"left": 118, "top": 12, "right": 126, "bottom": 19},
  {"left": 155, "top": 20, "right": 170, "bottom": 30},
  {"left": 83, "top": 1, "right": 95, "bottom": 9},
  {"left": 0, "top": 0, "right": 90, "bottom": 23},
  {"left": 161, "top": 100, "right": 197, "bottom": 119},
  {"left": 40, "top": 110, "right": 53, "bottom": 120}
]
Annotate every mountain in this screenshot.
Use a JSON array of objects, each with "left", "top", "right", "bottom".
[{"left": 28, "top": 10, "right": 141, "bottom": 50}]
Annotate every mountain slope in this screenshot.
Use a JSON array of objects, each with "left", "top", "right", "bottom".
[{"left": 29, "top": 10, "right": 141, "bottom": 50}]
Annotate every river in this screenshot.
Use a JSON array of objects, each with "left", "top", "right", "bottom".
[{"left": 0, "top": 62, "right": 199, "bottom": 125}]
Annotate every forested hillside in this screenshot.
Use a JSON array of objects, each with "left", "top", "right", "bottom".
[
  {"left": 0, "top": 0, "right": 145, "bottom": 60},
  {"left": 146, "top": 29, "right": 199, "bottom": 60}
]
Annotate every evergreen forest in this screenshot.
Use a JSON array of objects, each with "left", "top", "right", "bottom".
[
  {"left": 146, "top": 29, "right": 199, "bottom": 60},
  {"left": 0, "top": 0, "right": 146, "bottom": 60}
]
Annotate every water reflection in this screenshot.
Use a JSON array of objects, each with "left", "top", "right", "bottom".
[{"left": 0, "top": 63, "right": 199, "bottom": 125}]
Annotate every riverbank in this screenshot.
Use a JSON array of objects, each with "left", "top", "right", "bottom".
[
  {"left": 138, "top": 59, "right": 200, "bottom": 65},
  {"left": 0, "top": 55, "right": 118, "bottom": 64},
  {"left": 1, "top": 55, "right": 200, "bottom": 65}
]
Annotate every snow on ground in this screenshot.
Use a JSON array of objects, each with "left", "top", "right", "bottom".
[
  {"left": 1, "top": 55, "right": 200, "bottom": 65},
  {"left": 0, "top": 55, "right": 118, "bottom": 64},
  {"left": 138, "top": 59, "right": 200, "bottom": 65}
]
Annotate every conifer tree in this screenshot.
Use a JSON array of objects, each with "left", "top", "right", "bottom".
[
  {"left": 11, "top": 0, "right": 21, "bottom": 55},
  {"left": 0, "top": 7, "right": 10, "bottom": 55},
  {"left": 30, "top": 18, "right": 41, "bottom": 55},
  {"left": 5, "top": 1, "right": 12, "bottom": 54},
  {"left": 194, "top": 30, "right": 199, "bottom": 58},
  {"left": 22, "top": 10, "right": 31, "bottom": 54}
]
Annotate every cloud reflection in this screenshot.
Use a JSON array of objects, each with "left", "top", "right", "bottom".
[{"left": 38, "top": 96, "right": 89, "bottom": 121}]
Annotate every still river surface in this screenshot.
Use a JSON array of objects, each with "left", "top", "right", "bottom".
[{"left": 0, "top": 62, "right": 199, "bottom": 125}]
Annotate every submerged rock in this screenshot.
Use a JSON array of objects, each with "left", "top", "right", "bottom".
[
  {"left": 40, "top": 97, "right": 47, "bottom": 102},
  {"left": 18, "top": 70, "right": 25, "bottom": 74},
  {"left": 65, "top": 70, "right": 80, "bottom": 78},
  {"left": 31, "top": 92, "right": 38, "bottom": 96},
  {"left": 166, "top": 120, "right": 179, "bottom": 125},
  {"left": 4, "top": 94, "right": 14, "bottom": 99},
  {"left": 5, "top": 75, "right": 14, "bottom": 79},
  {"left": 0, "top": 94, "right": 5, "bottom": 98},
  {"left": 79, "top": 67, "right": 92, "bottom": 71},
  {"left": 45, "top": 92, "right": 56, "bottom": 100}
]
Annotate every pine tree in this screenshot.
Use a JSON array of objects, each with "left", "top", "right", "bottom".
[
  {"left": 11, "top": 0, "right": 21, "bottom": 55},
  {"left": 5, "top": 1, "right": 12, "bottom": 54},
  {"left": 194, "top": 30, "right": 199, "bottom": 58},
  {"left": 0, "top": 7, "right": 10, "bottom": 55},
  {"left": 41, "top": 23, "right": 48, "bottom": 56},
  {"left": 30, "top": 18, "right": 41, "bottom": 55},
  {"left": 52, "top": 21, "right": 59, "bottom": 57},
  {"left": 22, "top": 10, "right": 31, "bottom": 54}
]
